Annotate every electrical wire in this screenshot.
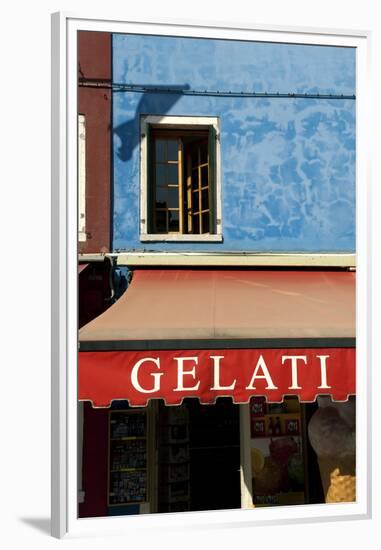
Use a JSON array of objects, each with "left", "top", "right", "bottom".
[{"left": 78, "top": 80, "right": 355, "bottom": 100}]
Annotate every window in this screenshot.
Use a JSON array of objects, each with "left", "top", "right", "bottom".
[{"left": 140, "top": 116, "right": 221, "bottom": 241}]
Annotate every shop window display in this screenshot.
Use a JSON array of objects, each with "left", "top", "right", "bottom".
[
  {"left": 250, "top": 397, "right": 307, "bottom": 507},
  {"left": 249, "top": 396, "right": 356, "bottom": 507}
]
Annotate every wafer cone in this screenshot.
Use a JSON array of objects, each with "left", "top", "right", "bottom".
[{"left": 317, "top": 455, "right": 356, "bottom": 503}]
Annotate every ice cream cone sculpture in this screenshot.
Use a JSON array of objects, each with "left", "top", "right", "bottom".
[{"left": 308, "top": 396, "right": 356, "bottom": 503}]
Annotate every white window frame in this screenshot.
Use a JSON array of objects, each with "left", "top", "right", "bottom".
[
  {"left": 140, "top": 115, "right": 222, "bottom": 242},
  {"left": 78, "top": 114, "right": 87, "bottom": 242}
]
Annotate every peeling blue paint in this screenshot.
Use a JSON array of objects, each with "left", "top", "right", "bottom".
[{"left": 112, "top": 34, "right": 356, "bottom": 253}]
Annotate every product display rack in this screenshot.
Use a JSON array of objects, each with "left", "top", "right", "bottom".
[
  {"left": 249, "top": 397, "right": 308, "bottom": 507},
  {"left": 157, "top": 404, "right": 191, "bottom": 513},
  {"left": 107, "top": 409, "right": 149, "bottom": 507}
]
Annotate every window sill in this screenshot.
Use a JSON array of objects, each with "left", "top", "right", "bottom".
[{"left": 140, "top": 233, "right": 223, "bottom": 243}]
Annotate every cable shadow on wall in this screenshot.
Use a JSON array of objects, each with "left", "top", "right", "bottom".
[{"left": 113, "top": 84, "right": 190, "bottom": 163}]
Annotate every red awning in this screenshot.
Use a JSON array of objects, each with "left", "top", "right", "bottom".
[
  {"left": 79, "top": 269, "right": 355, "bottom": 407},
  {"left": 78, "top": 263, "right": 89, "bottom": 274}
]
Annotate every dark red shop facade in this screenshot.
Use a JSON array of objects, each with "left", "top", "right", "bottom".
[{"left": 78, "top": 268, "right": 356, "bottom": 516}]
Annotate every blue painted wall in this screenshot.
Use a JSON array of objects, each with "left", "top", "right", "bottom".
[{"left": 112, "top": 34, "right": 355, "bottom": 253}]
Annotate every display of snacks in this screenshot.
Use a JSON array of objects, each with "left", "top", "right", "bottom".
[
  {"left": 109, "top": 471, "right": 147, "bottom": 504},
  {"left": 250, "top": 396, "right": 267, "bottom": 418},
  {"left": 157, "top": 402, "right": 191, "bottom": 512},
  {"left": 161, "top": 462, "right": 190, "bottom": 483},
  {"left": 251, "top": 397, "right": 300, "bottom": 438},
  {"left": 159, "top": 405, "right": 189, "bottom": 425},
  {"left": 110, "top": 439, "right": 146, "bottom": 471},
  {"left": 285, "top": 418, "right": 300, "bottom": 436},
  {"left": 159, "top": 423, "right": 189, "bottom": 444},
  {"left": 251, "top": 435, "right": 306, "bottom": 506},
  {"left": 251, "top": 447, "right": 265, "bottom": 477},
  {"left": 160, "top": 443, "right": 189, "bottom": 464},
  {"left": 110, "top": 411, "right": 146, "bottom": 438},
  {"left": 251, "top": 418, "right": 266, "bottom": 437},
  {"left": 249, "top": 396, "right": 306, "bottom": 507},
  {"left": 108, "top": 410, "right": 148, "bottom": 506}
]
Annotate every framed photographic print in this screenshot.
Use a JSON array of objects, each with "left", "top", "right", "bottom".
[{"left": 51, "top": 12, "right": 371, "bottom": 539}]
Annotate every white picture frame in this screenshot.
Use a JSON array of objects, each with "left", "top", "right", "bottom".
[{"left": 51, "top": 12, "right": 371, "bottom": 539}]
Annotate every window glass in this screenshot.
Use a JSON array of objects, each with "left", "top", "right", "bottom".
[
  {"left": 156, "top": 165, "right": 167, "bottom": 186},
  {"left": 201, "top": 165, "right": 208, "bottom": 187},
  {"left": 193, "top": 215, "right": 200, "bottom": 234},
  {"left": 155, "top": 210, "right": 167, "bottom": 233},
  {"left": 167, "top": 164, "right": 179, "bottom": 185},
  {"left": 155, "top": 139, "right": 166, "bottom": 162},
  {"left": 168, "top": 210, "right": 180, "bottom": 232},
  {"left": 155, "top": 186, "right": 167, "bottom": 207},
  {"left": 167, "top": 187, "right": 179, "bottom": 208},
  {"left": 193, "top": 190, "right": 200, "bottom": 213},
  {"left": 191, "top": 169, "right": 199, "bottom": 191},
  {"left": 167, "top": 139, "right": 178, "bottom": 161},
  {"left": 200, "top": 140, "right": 208, "bottom": 164},
  {"left": 191, "top": 148, "right": 198, "bottom": 167},
  {"left": 201, "top": 188, "right": 209, "bottom": 211},
  {"left": 201, "top": 212, "right": 210, "bottom": 233}
]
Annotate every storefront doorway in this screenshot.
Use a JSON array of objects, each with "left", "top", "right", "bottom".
[
  {"left": 187, "top": 398, "right": 241, "bottom": 511},
  {"left": 156, "top": 398, "right": 241, "bottom": 513}
]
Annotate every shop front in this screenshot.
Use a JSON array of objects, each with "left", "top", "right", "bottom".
[{"left": 78, "top": 268, "right": 355, "bottom": 516}]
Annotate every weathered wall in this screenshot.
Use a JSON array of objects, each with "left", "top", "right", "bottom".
[
  {"left": 112, "top": 34, "right": 355, "bottom": 253},
  {"left": 78, "top": 31, "right": 111, "bottom": 254},
  {"left": 78, "top": 403, "right": 108, "bottom": 518}
]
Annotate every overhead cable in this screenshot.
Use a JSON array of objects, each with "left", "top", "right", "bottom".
[{"left": 78, "top": 80, "right": 355, "bottom": 100}]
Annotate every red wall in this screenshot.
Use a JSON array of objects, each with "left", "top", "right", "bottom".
[
  {"left": 78, "top": 403, "right": 109, "bottom": 518},
  {"left": 77, "top": 32, "right": 112, "bottom": 518},
  {"left": 78, "top": 31, "right": 111, "bottom": 254},
  {"left": 78, "top": 260, "right": 112, "bottom": 329}
]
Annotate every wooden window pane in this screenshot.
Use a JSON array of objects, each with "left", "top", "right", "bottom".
[
  {"left": 167, "top": 186, "right": 179, "bottom": 208},
  {"left": 201, "top": 188, "right": 209, "bottom": 211},
  {"left": 155, "top": 187, "right": 167, "bottom": 208},
  {"left": 155, "top": 210, "right": 167, "bottom": 233},
  {"left": 156, "top": 165, "right": 167, "bottom": 186},
  {"left": 201, "top": 165, "right": 208, "bottom": 187},
  {"left": 167, "top": 164, "right": 179, "bottom": 185},
  {"left": 168, "top": 210, "right": 179, "bottom": 232},
  {"left": 193, "top": 214, "right": 200, "bottom": 234},
  {"left": 191, "top": 149, "right": 198, "bottom": 167},
  {"left": 192, "top": 190, "right": 200, "bottom": 213},
  {"left": 155, "top": 139, "right": 166, "bottom": 162},
  {"left": 202, "top": 212, "right": 210, "bottom": 233},
  {"left": 191, "top": 170, "right": 199, "bottom": 190},
  {"left": 199, "top": 140, "right": 208, "bottom": 164},
  {"left": 167, "top": 140, "right": 178, "bottom": 161}
]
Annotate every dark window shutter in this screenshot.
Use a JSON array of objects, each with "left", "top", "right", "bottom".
[
  {"left": 208, "top": 125, "right": 217, "bottom": 234},
  {"left": 146, "top": 124, "right": 154, "bottom": 233}
]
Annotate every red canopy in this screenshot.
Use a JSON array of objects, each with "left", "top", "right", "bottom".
[
  {"left": 78, "top": 263, "right": 89, "bottom": 274},
  {"left": 79, "top": 269, "right": 355, "bottom": 407}
]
